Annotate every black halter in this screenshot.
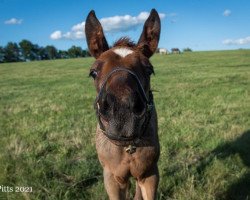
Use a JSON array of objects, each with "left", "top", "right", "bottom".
[{"left": 94, "top": 67, "right": 154, "bottom": 142}]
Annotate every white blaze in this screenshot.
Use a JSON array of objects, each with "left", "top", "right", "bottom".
[{"left": 113, "top": 48, "right": 133, "bottom": 58}]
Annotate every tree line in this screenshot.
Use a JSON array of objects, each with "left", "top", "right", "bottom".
[{"left": 0, "top": 39, "right": 91, "bottom": 63}]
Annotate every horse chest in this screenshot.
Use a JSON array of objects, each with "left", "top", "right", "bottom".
[
  {"left": 129, "top": 146, "right": 159, "bottom": 178},
  {"left": 97, "top": 142, "right": 159, "bottom": 178}
]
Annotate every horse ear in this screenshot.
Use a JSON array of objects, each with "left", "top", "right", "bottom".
[
  {"left": 85, "top": 10, "right": 109, "bottom": 58},
  {"left": 137, "top": 9, "right": 161, "bottom": 58}
]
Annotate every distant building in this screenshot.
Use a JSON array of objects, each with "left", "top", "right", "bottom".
[
  {"left": 171, "top": 48, "right": 181, "bottom": 54},
  {"left": 157, "top": 48, "right": 168, "bottom": 55}
]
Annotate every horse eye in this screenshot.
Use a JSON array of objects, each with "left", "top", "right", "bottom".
[{"left": 89, "top": 70, "right": 98, "bottom": 79}]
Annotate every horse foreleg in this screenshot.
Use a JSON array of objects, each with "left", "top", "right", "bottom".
[
  {"left": 134, "top": 181, "right": 143, "bottom": 200},
  {"left": 138, "top": 166, "right": 159, "bottom": 200},
  {"left": 103, "top": 167, "right": 129, "bottom": 200}
]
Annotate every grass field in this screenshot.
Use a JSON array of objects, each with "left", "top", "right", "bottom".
[{"left": 0, "top": 50, "right": 250, "bottom": 200}]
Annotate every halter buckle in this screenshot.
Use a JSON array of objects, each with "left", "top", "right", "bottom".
[{"left": 125, "top": 145, "right": 136, "bottom": 154}]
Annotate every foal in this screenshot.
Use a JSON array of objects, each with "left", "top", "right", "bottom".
[{"left": 85, "top": 9, "right": 161, "bottom": 200}]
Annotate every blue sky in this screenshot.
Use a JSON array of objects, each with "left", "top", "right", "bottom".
[{"left": 1, "top": 0, "right": 250, "bottom": 51}]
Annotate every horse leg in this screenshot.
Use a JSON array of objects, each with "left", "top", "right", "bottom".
[
  {"left": 138, "top": 166, "right": 159, "bottom": 200},
  {"left": 103, "top": 167, "right": 129, "bottom": 200},
  {"left": 134, "top": 181, "right": 143, "bottom": 200}
]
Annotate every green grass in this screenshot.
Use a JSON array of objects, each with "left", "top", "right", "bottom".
[{"left": 0, "top": 50, "right": 250, "bottom": 200}]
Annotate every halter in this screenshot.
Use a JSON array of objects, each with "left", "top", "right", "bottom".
[{"left": 94, "top": 67, "right": 154, "bottom": 143}]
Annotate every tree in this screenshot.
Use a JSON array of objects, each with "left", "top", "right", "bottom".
[
  {"left": 4, "top": 42, "right": 20, "bottom": 62},
  {"left": 19, "top": 39, "right": 34, "bottom": 60},
  {"left": 58, "top": 50, "right": 69, "bottom": 59},
  {"left": 45, "top": 45, "right": 58, "bottom": 59},
  {"left": 82, "top": 49, "right": 91, "bottom": 57},
  {"left": 183, "top": 48, "right": 192, "bottom": 52},
  {"left": 32, "top": 44, "right": 41, "bottom": 60},
  {"left": 1, "top": 39, "right": 92, "bottom": 62},
  {"left": 0, "top": 46, "right": 5, "bottom": 63},
  {"left": 38, "top": 47, "right": 49, "bottom": 60},
  {"left": 68, "top": 45, "right": 83, "bottom": 58}
]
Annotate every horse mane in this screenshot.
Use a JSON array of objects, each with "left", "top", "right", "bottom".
[{"left": 113, "top": 37, "right": 136, "bottom": 48}]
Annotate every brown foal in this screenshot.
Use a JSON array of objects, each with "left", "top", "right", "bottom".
[{"left": 85, "top": 9, "right": 161, "bottom": 200}]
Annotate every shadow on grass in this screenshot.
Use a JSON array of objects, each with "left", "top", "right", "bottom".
[
  {"left": 197, "top": 130, "right": 250, "bottom": 200},
  {"left": 225, "top": 172, "right": 250, "bottom": 200}
]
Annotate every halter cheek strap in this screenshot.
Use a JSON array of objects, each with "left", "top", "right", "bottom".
[{"left": 94, "top": 67, "right": 154, "bottom": 142}]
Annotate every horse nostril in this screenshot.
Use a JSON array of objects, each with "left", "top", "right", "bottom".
[
  {"left": 99, "top": 93, "right": 114, "bottom": 115},
  {"left": 99, "top": 99, "right": 109, "bottom": 116}
]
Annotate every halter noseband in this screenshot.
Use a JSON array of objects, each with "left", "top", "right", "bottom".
[{"left": 94, "top": 67, "right": 154, "bottom": 142}]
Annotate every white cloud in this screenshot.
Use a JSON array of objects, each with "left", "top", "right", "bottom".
[
  {"left": 50, "top": 31, "right": 62, "bottom": 40},
  {"left": 50, "top": 11, "right": 165, "bottom": 40},
  {"left": 4, "top": 18, "right": 23, "bottom": 25},
  {"left": 223, "top": 36, "right": 250, "bottom": 45},
  {"left": 223, "top": 9, "right": 231, "bottom": 17}
]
